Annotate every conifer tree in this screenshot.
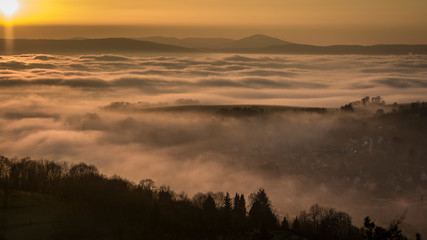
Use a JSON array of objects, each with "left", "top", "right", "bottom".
[
  {"left": 223, "top": 192, "right": 232, "bottom": 212},
  {"left": 249, "top": 189, "right": 278, "bottom": 231},
  {"left": 238, "top": 194, "right": 246, "bottom": 216},
  {"left": 281, "top": 216, "right": 289, "bottom": 230}
]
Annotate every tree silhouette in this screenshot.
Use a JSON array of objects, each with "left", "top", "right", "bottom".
[
  {"left": 281, "top": 216, "right": 289, "bottom": 230},
  {"left": 223, "top": 192, "right": 232, "bottom": 213},
  {"left": 202, "top": 194, "right": 219, "bottom": 239},
  {"left": 0, "top": 156, "right": 11, "bottom": 208},
  {"left": 202, "top": 194, "right": 217, "bottom": 212},
  {"left": 158, "top": 185, "right": 175, "bottom": 203},
  {"left": 294, "top": 204, "right": 361, "bottom": 240},
  {"left": 231, "top": 193, "right": 247, "bottom": 235},
  {"left": 292, "top": 217, "right": 301, "bottom": 233},
  {"left": 0, "top": 156, "right": 419, "bottom": 240},
  {"left": 69, "top": 162, "right": 99, "bottom": 178},
  {"left": 139, "top": 178, "right": 155, "bottom": 191},
  {"left": 363, "top": 211, "right": 415, "bottom": 240},
  {"left": 341, "top": 104, "right": 354, "bottom": 112},
  {"left": 248, "top": 188, "right": 278, "bottom": 232},
  {"left": 233, "top": 193, "right": 247, "bottom": 217},
  {"left": 221, "top": 192, "right": 232, "bottom": 237}
]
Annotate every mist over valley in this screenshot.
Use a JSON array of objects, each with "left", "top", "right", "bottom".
[{"left": 1, "top": 52, "right": 426, "bottom": 238}]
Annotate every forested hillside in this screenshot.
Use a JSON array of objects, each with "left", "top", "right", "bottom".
[{"left": 0, "top": 156, "right": 418, "bottom": 240}]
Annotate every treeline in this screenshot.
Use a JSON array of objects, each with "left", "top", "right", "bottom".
[
  {"left": 340, "top": 96, "right": 427, "bottom": 117},
  {"left": 216, "top": 106, "right": 327, "bottom": 117},
  {"left": 390, "top": 102, "right": 427, "bottom": 117},
  {"left": 0, "top": 156, "right": 419, "bottom": 240}
]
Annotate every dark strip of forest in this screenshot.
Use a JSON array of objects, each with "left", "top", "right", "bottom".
[{"left": 0, "top": 155, "right": 421, "bottom": 240}]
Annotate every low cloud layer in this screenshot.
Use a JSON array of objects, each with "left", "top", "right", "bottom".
[
  {"left": 1, "top": 53, "right": 426, "bottom": 234},
  {"left": 0, "top": 54, "right": 426, "bottom": 106}
]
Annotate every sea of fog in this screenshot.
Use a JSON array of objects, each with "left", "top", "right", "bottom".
[
  {"left": 1, "top": 53, "right": 426, "bottom": 235},
  {"left": 1, "top": 53, "right": 426, "bottom": 107}
]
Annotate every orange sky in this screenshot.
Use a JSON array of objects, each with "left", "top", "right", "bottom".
[{"left": 1, "top": 0, "right": 427, "bottom": 44}]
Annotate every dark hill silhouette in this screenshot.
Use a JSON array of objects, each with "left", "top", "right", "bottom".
[
  {"left": 219, "top": 34, "right": 293, "bottom": 49},
  {"left": 1, "top": 35, "right": 427, "bottom": 54},
  {"left": 102, "top": 103, "right": 328, "bottom": 116},
  {"left": 139, "top": 36, "right": 234, "bottom": 48},
  {"left": 0, "top": 155, "right": 417, "bottom": 240},
  {"left": 140, "top": 34, "right": 292, "bottom": 49},
  {"left": 256, "top": 43, "right": 427, "bottom": 55},
  {"left": 139, "top": 34, "right": 427, "bottom": 54},
  {"left": 0, "top": 38, "right": 192, "bottom": 54}
]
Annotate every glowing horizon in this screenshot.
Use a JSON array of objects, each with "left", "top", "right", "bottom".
[{"left": 0, "top": 0, "right": 426, "bottom": 44}]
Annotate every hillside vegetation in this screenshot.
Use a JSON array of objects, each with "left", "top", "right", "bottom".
[{"left": 0, "top": 155, "right": 420, "bottom": 240}]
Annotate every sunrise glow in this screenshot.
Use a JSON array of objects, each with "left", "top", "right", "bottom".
[
  {"left": 0, "top": 0, "right": 19, "bottom": 17},
  {"left": 1, "top": 0, "right": 427, "bottom": 44}
]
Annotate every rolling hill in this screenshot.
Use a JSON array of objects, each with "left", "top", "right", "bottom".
[
  {"left": 140, "top": 34, "right": 292, "bottom": 49},
  {"left": 0, "top": 38, "right": 192, "bottom": 54},
  {"left": 1, "top": 35, "right": 427, "bottom": 55},
  {"left": 218, "top": 34, "right": 293, "bottom": 49},
  {"left": 140, "top": 34, "right": 427, "bottom": 54},
  {"left": 138, "top": 36, "right": 234, "bottom": 48}
]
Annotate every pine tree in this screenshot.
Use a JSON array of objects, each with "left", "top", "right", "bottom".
[
  {"left": 292, "top": 217, "right": 301, "bottom": 233},
  {"left": 233, "top": 193, "right": 240, "bottom": 212},
  {"left": 248, "top": 188, "right": 278, "bottom": 231},
  {"left": 223, "top": 192, "right": 232, "bottom": 213},
  {"left": 202, "top": 194, "right": 216, "bottom": 212},
  {"left": 281, "top": 216, "right": 289, "bottom": 230},
  {"left": 239, "top": 194, "right": 246, "bottom": 216}
]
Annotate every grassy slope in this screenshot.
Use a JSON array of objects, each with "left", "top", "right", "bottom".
[{"left": 0, "top": 191, "right": 68, "bottom": 240}]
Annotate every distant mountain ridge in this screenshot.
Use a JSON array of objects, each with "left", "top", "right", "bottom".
[
  {"left": 256, "top": 43, "right": 427, "bottom": 55},
  {"left": 138, "top": 36, "right": 234, "bottom": 48},
  {"left": 218, "top": 34, "right": 293, "bottom": 49},
  {"left": 140, "top": 34, "right": 427, "bottom": 54},
  {"left": 139, "top": 34, "right": 292, "bottom": 49},
  {"left": 0, "top": 38, "right": 192, "bottom": 54},
  {"left": 1, "top": 34, "right": 427, "bottom": 55}
]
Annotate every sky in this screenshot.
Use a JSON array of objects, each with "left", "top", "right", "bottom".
[{"left": 1, "top": 0, "right": 427, "bottom": 44}]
